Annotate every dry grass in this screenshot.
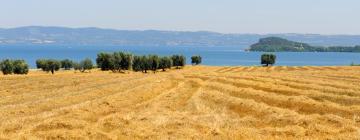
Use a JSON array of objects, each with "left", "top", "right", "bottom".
[{"left": 1, "top": 66, "right": 360, "bottom": 139}]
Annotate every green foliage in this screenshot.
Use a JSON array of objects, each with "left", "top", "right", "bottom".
[
  {"left": 36, "top": 59, "right": 46, "bottom": 69},
  {"left": 261, "top": 54, "right": 276, "bottom": 66},
  {"left": 79, "top": 58, "right": 93, "bottom": 72},
  {"left": 158, "top": 56, "right": 173, "bottom": 71},
  {"left": 148, "top": 55, "right": 159, "bottom": 72},
  {"left": 97, "top": 52, "right": 133, "bottom": 72},
  {"left": 191, "top": 55, "right": 202, "bottom": 65},
  {"left": 250, "top": 37, "right": 360, "bottom": 52},
  {"left": 73, "top": 62, "right": 81, "bottom": 71},
  {"left": 96, "top": 52, "right": 112, "bottom": 71},
  {"left": 97, "top": 51, "right": 186, "bottom": 73},
  {"left": 61, "top": 59, "right": 74, "bottom": 70},
  {"left": 141, "top": 55, "right": 151, "bottom": 73},
  {"left": 13, "top": 60, "right": 29, "bottom": 74},
  {"left": 0, "top": 59, "right": 29, "bottom": 75},
  {"left": 171, "top": 55, "right": 186, "bottom": 68},
  {"left": 0, "top": 59, "right": 14, "bottom": 75},
  {"left": 119, "top": 52, "right": 133, "bottom": 71},
  {"left": 132, "top": 55, "right": 143, "bottom": 72},
  {"left": 36, "top": 59, "right": 61, "bottom": 74},
  {"left": 350, "top": 62, "right": 360, "bottom": 66}
]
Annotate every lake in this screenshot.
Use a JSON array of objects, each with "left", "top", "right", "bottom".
[{"left": 0, "top": 45, "right": 359, "bottom": 68}]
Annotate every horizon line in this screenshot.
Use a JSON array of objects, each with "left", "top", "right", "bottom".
[{"left": 1, "top": 25, "right": 360, "bottom": 36}]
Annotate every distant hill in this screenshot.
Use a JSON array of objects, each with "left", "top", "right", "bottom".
[
  {"left": 1, "top": 26, "right": 360, "bottom": 48},
  {"left": 249, "top": 37, "right": 360, "bottom": 52}
]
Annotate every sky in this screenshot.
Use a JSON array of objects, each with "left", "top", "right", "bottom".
[{"left": 0, "top": 0, "right": 359, "bottom": 34}]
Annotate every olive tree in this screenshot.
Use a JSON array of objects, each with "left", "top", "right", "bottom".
[
  {"left": 79, "top": 58, "right": 93, "bottom": 72},
  {"left": 60, "top": 59, "right": 74, "bottom": 70},
  {"left": 158, "top": 56, "right": 173, "bottom": 71},
  {"left": 36, "top": 59, "right": 46, "bottom": 69},
  {"left": 0, "top": 59, "right": 14, "bottom": 75},
  {"left": 13, "top": 60, "right": 29, "bottom": 74},
  {"left": 96, "top": 52, "right": 112, "bottom": 71},
  {"left": 36, "top": 59, "right": 61, "bottom": 74},
  {"left": 171, "top": 55, "right": 186, "bottom": 69},
  {"left": 191, "top": 55, "right": 202, "bottom": 65},
  {"left": 1, "top": 59, "right": 29, "bottom": 75},
  {"left": 119, "top": 52, "right": 133, "bottom": 71},
  {"left": 132, "top": 55, "right": 143, "bottom": 72},
  {"left": 142, "top": 55, "right": 151, "bottom": 73},
  {"left": 261, "top": 54, "right": 276, "bottom": 66},
  {"left": 149, "top": 55, "right": 159, "bottom": 73}
]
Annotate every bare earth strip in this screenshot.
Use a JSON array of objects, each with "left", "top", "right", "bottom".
[{"left": 1, "top": 66, "right": 360, "bottom": 139}]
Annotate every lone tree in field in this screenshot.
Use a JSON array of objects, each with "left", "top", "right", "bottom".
[
  {"left": 158, "top": 56, "right": 173, "bottom": 71},
  {"left": 79, "top": 58, "right": 93, "bottom": 72},
  {"left": 37, "top": 59, "right": 61, "bottom": 74},
  {"left": 0, "top": 59, "right": 14, "bottom": 75},
  {"left": 191, "top": 55, "right": 202, "bottom": 65},
  {"left": 13, "top": 60, "right": 29, "bottom": 74},
  {"left": 61, "top": 59, "right": 74, "bottom": 70},
  {"left": 171, "top": 55, "right": 186, "bottom": 69},
  {"left": 261, "top": 54, "right": 276, "bottom": 66},
  {"left": 96, "top": 52, "right": 112, "bottom": 71}
]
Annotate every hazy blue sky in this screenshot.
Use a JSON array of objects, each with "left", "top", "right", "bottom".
[{"left": 1, "top": 0, "right": 359, "bottom": 34}]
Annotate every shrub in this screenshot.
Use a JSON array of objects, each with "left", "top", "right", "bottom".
[
  {"left": 191, "top": 55, "right": 202, "bottom": 65},
  {"left": 261, "top": 54, "right": 276, "bottom": 66},
  {"left": 171, "top": 55, "right": 186, "bottom": 69},
  {"left": 13, "top": 60, "right": 29, "bottom": 74},
  {"left": 79, "top": 58, "right": 93, "bottom": 72},
  {"left": 61, "top": 59, "right": 74, "bottom": 70},
  {"left": 158, "top": 56, "right": 173, "bottom": 71},
  {"left": 96, "top": 52, "right": 112, "bottom": 71},
  {"left": 0, "top": 59, "right": 14, "bottom": 75}
]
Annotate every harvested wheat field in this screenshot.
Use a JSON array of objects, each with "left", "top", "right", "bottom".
[{"left": 1, "top": 66, "right": 360, "bottom": 139}]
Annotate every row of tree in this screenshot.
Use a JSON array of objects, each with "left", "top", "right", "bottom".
[
  {"left": 0, "top": 59, "right": 29, "bottom": 75},
  {"left": 1, "top": 53, "right": 204, "bottom": 75},
  {"left": 96, "top": 52, "right": 189, "bottom": 73},
  {"left": 36, "top": 58, "right": 93, "bottom": 74}
]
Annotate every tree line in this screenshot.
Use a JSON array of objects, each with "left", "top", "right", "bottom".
[
  {"left": 1, "top": 52, "right": 281, "bottom": 75},
  {"left": 96, "top": 52, "right": 188, "bottom": 73},
  {"left": 1, "top": 52, "right": 204, "bottom": 75}
]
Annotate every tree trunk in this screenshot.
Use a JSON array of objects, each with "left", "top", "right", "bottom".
[{"left": 51, "top": 69, "right": 54, "bottom": 74}]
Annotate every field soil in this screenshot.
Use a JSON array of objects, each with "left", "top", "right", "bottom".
[{"left": 1, "top": 66, "right": 360, "bottom": 139}]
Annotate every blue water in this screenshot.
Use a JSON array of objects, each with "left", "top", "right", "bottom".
[{"left": 0, "top": 45, "right": 359, "bottom": 68}]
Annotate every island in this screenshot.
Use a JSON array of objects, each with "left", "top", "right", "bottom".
[{"left": 249, "top": 37, "right": 360, "bottom": 52}]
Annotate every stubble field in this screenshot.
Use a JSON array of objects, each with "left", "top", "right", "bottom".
[{"left": 0, "top": 66, "right": 360, "bottom": 139}]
